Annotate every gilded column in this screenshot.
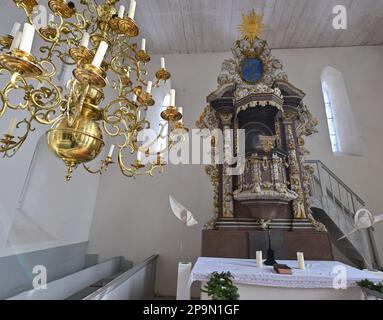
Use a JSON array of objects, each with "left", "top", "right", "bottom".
[{"left": 220, "top": 111, "right": 234, "bottom": 218}]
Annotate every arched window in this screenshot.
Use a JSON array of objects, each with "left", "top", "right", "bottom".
[
  {"left": 321, "top": 82, "right": 340, "bottom": 152},
  {"left": 321, "top": 67, "right": 362, "bottom": 156}
]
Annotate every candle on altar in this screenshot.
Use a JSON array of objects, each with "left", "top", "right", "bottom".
[
  {"left": 169, "top": 89, "right": 176, "bottom": 106},
  {"left": 10, "top": 22, "right": 21, "bottom": 37},
  {"left": 108, "top": 145, "right": 115, "bottom": 158},
  {"left": 118, "top": 5, "right": 125, "bottom": 19},
  {"left": 141, "top": 38, "right": 146, "bottom": 52},
  {"left": 297, "top": 252, "right": 305, "bottom": 270},
  {"left": 161, "top": 57, "right": 165, "bottom": 69},
  {"left": 7, "top": 117, "right": 18, "bottom": 136},
  {"left": 92, "top": 41, "right": 108, "bottom": 68},
  {"left": 80, "top": 32, "right": 90, "bottom": 48},
  {"left": 128, "top": 0, "right": 136, "bottom": 20},
  {"left": 19, "top": 23, "right": 35, "bottom": 54},
  {"left": 132, "top": 93, "right": 137, "bottom": 103},
  {"left": 256, "top": 251, "right": 263, "bottom": 268}
]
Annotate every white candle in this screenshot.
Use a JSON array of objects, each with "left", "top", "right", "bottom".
[
  {"left": 169, "top": 89, "right": 176, "bottom": 106},
  {"left": 108, "top": 145, "right": 115, "bottom": 158},
  {"left": 297, "top": 252, "right": 305, "bottom": 270},
  {"left": 7, "top": 117, "right": 18, "bottom": 136},
  {"left": 161, "top": 57, "right": 165, "bottom": 69},
  {"left": 92, "top": 41, "right": 108, "bottom": 68},
  {"left": 137, "top": 150, "right": 143, "bottom": 161},
  {"left": 256, "top": 251, "right": 263, "bottom": 268},
  {"left": 146, "top": 81, "right": 152, "bottom": 94},
  {"left": 19, "top": 23, "right": 35, "bottom": 54},
  {"left": 132, "top": 94, "right": 137, "bottom": 103},
  {"left": 118, "top": 5, "right": 125, "bottom": 19},
  {"left": 128, "top": 0, "right": 136, "bottom": 19},
  {"left": 80, "top": 32, "right": 90, "bottom": 48},
  {"left": 10, "top": 22, "right": 21, "bottom": 37},
  {"left": 141, "top": 38, "right": 146, "bottom": 52},
  {"left": 126, "top": 67, "right": 131, "bottom": 78},
  {"left": 10, "top": 31, "right": 22, "bottom": 50}
]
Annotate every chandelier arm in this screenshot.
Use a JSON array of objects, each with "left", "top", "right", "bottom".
[
  {"left": 131, "top": 121, "right": 168, "bottom": 155},
  {"left": 110, "top": 54, "right": 136, "bottom": 76},
  {"left": 29, "top": 77, "right": 63, "bottom": 110},
  {"left": 116, "top": 148, "right": 165, "bottom": 178},
  {"left": 81, "top": 0, "right": 99, "bottom": 25},
  {"left": 82, "top": 156, "right": 113, "bottom": 175},
  {"left": 0, "top": 117, "right": 35, "bottom": 158},
  {"left": 0, "top": 74, "right": 30, "bottom": 113}
]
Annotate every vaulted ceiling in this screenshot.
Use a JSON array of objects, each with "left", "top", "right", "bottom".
[{"left": 2, "top": 0, "right": 383, "bottom": 54}]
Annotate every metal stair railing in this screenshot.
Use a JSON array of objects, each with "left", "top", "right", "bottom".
[{"left": 305, "top": 160, "right": 381, "bottom": 270}]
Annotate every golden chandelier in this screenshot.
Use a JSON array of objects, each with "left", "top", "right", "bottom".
[{"left": 0, "top": 0, "right": 188, "bottom": 180}]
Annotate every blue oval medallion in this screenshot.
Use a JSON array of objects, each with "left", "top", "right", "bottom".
[{"left": 241, "top": 58, "right": 263, "bottom": 83}]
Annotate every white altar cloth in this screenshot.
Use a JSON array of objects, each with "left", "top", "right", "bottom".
[{"left": 190, "top": 257, "right": 381, "bottom": 289}]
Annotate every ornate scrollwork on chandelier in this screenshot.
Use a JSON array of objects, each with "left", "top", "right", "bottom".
[{"left": 0, "top": 0, "right": 188, "bottom": 180}]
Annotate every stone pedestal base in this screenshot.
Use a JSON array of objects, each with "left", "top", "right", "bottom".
[{"left": 201, "top": 229, "right": 333, "bottom": 260}]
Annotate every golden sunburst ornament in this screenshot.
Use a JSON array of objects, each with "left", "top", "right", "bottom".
[{"left": 238, "top": 10, "right": 264, "bottom": 41}]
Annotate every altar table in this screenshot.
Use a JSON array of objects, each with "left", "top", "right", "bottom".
[{"left": 190, "top": 257, "right": 382, "bottom": 300}]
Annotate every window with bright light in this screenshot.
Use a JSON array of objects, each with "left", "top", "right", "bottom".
[
  {"left": 322, "top": 84, "right": 340, "bottom": 153},
  {"left": 321, "top": 67, "right": 362, "bottom": 156}
]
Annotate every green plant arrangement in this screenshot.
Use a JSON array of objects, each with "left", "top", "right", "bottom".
[
  {"left": 201, "top": 271, "right": 240, "bottom": 300},
  {"left": 357, "top": 279, "right": 383, "bottom": 293}
]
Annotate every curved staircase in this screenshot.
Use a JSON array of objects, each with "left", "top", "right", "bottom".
[{"left": 307, "top": 160, "right": 381, "bottom": 270}]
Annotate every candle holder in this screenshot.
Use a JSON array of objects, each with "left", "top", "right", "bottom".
[
  {"left": 0, "top": 49, "right": 43, "bottom": 77},
  {"left": 121, "top": 75, "right": 132, "bottom": 87},
  {"left": 264, "top": 230, "right": 277, "bottom": 266},
  {"left": 39, "top": 26, "right": 58, "bottom": 39},
  {"left": 155, "top": 154, "right": 166, "bottom": 166},
  {"left": 132, "top": 159, "right": 145, "bottom": 169},
  {"left": 155, "top": 68, "right": 171, "bottom": 82},
  {"left": 117, "top": 17, "right": 139, "bottom": 38},
  {"left": 161, "top": 106, "right": 182, "bottom": 122},
  {"left": 48, "top": 0, "right": 76, "bottom": 19},
  {"left": 135, "top": 50, "right": 150, "bottom": 64},
  {"left": 0, "top": 35, "right": 14, "bottom": 50},
  {"left": 73, "top": 64, "right": 107, "bottom": 88},
  {"left": 133, "top": 85, "right": 142, "bottom": 97},
  {"left": 108, "top": 16, "right": 120, "bottom": 31},
  {"left": 138, "top": 92, "right": 155, "bottom": 107},
  {"left": 0, "top": 134, "right": 17, "bottom": 148},
  {"left": 171, "top": 121, "right": 189, "bottom": 137},
  {"left": 14, "top": 0, "right": 38, "bottom": 14},
  {"left": 90, "top": 34, "right": 110, "bottom": 48},
  {"left": 69, "top": 46, "right": 94, "bottom": 65}
]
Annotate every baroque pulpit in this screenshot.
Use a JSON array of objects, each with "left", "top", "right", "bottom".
[{"left": 196, "top": 11, "right": 333, "bottom": 261}]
